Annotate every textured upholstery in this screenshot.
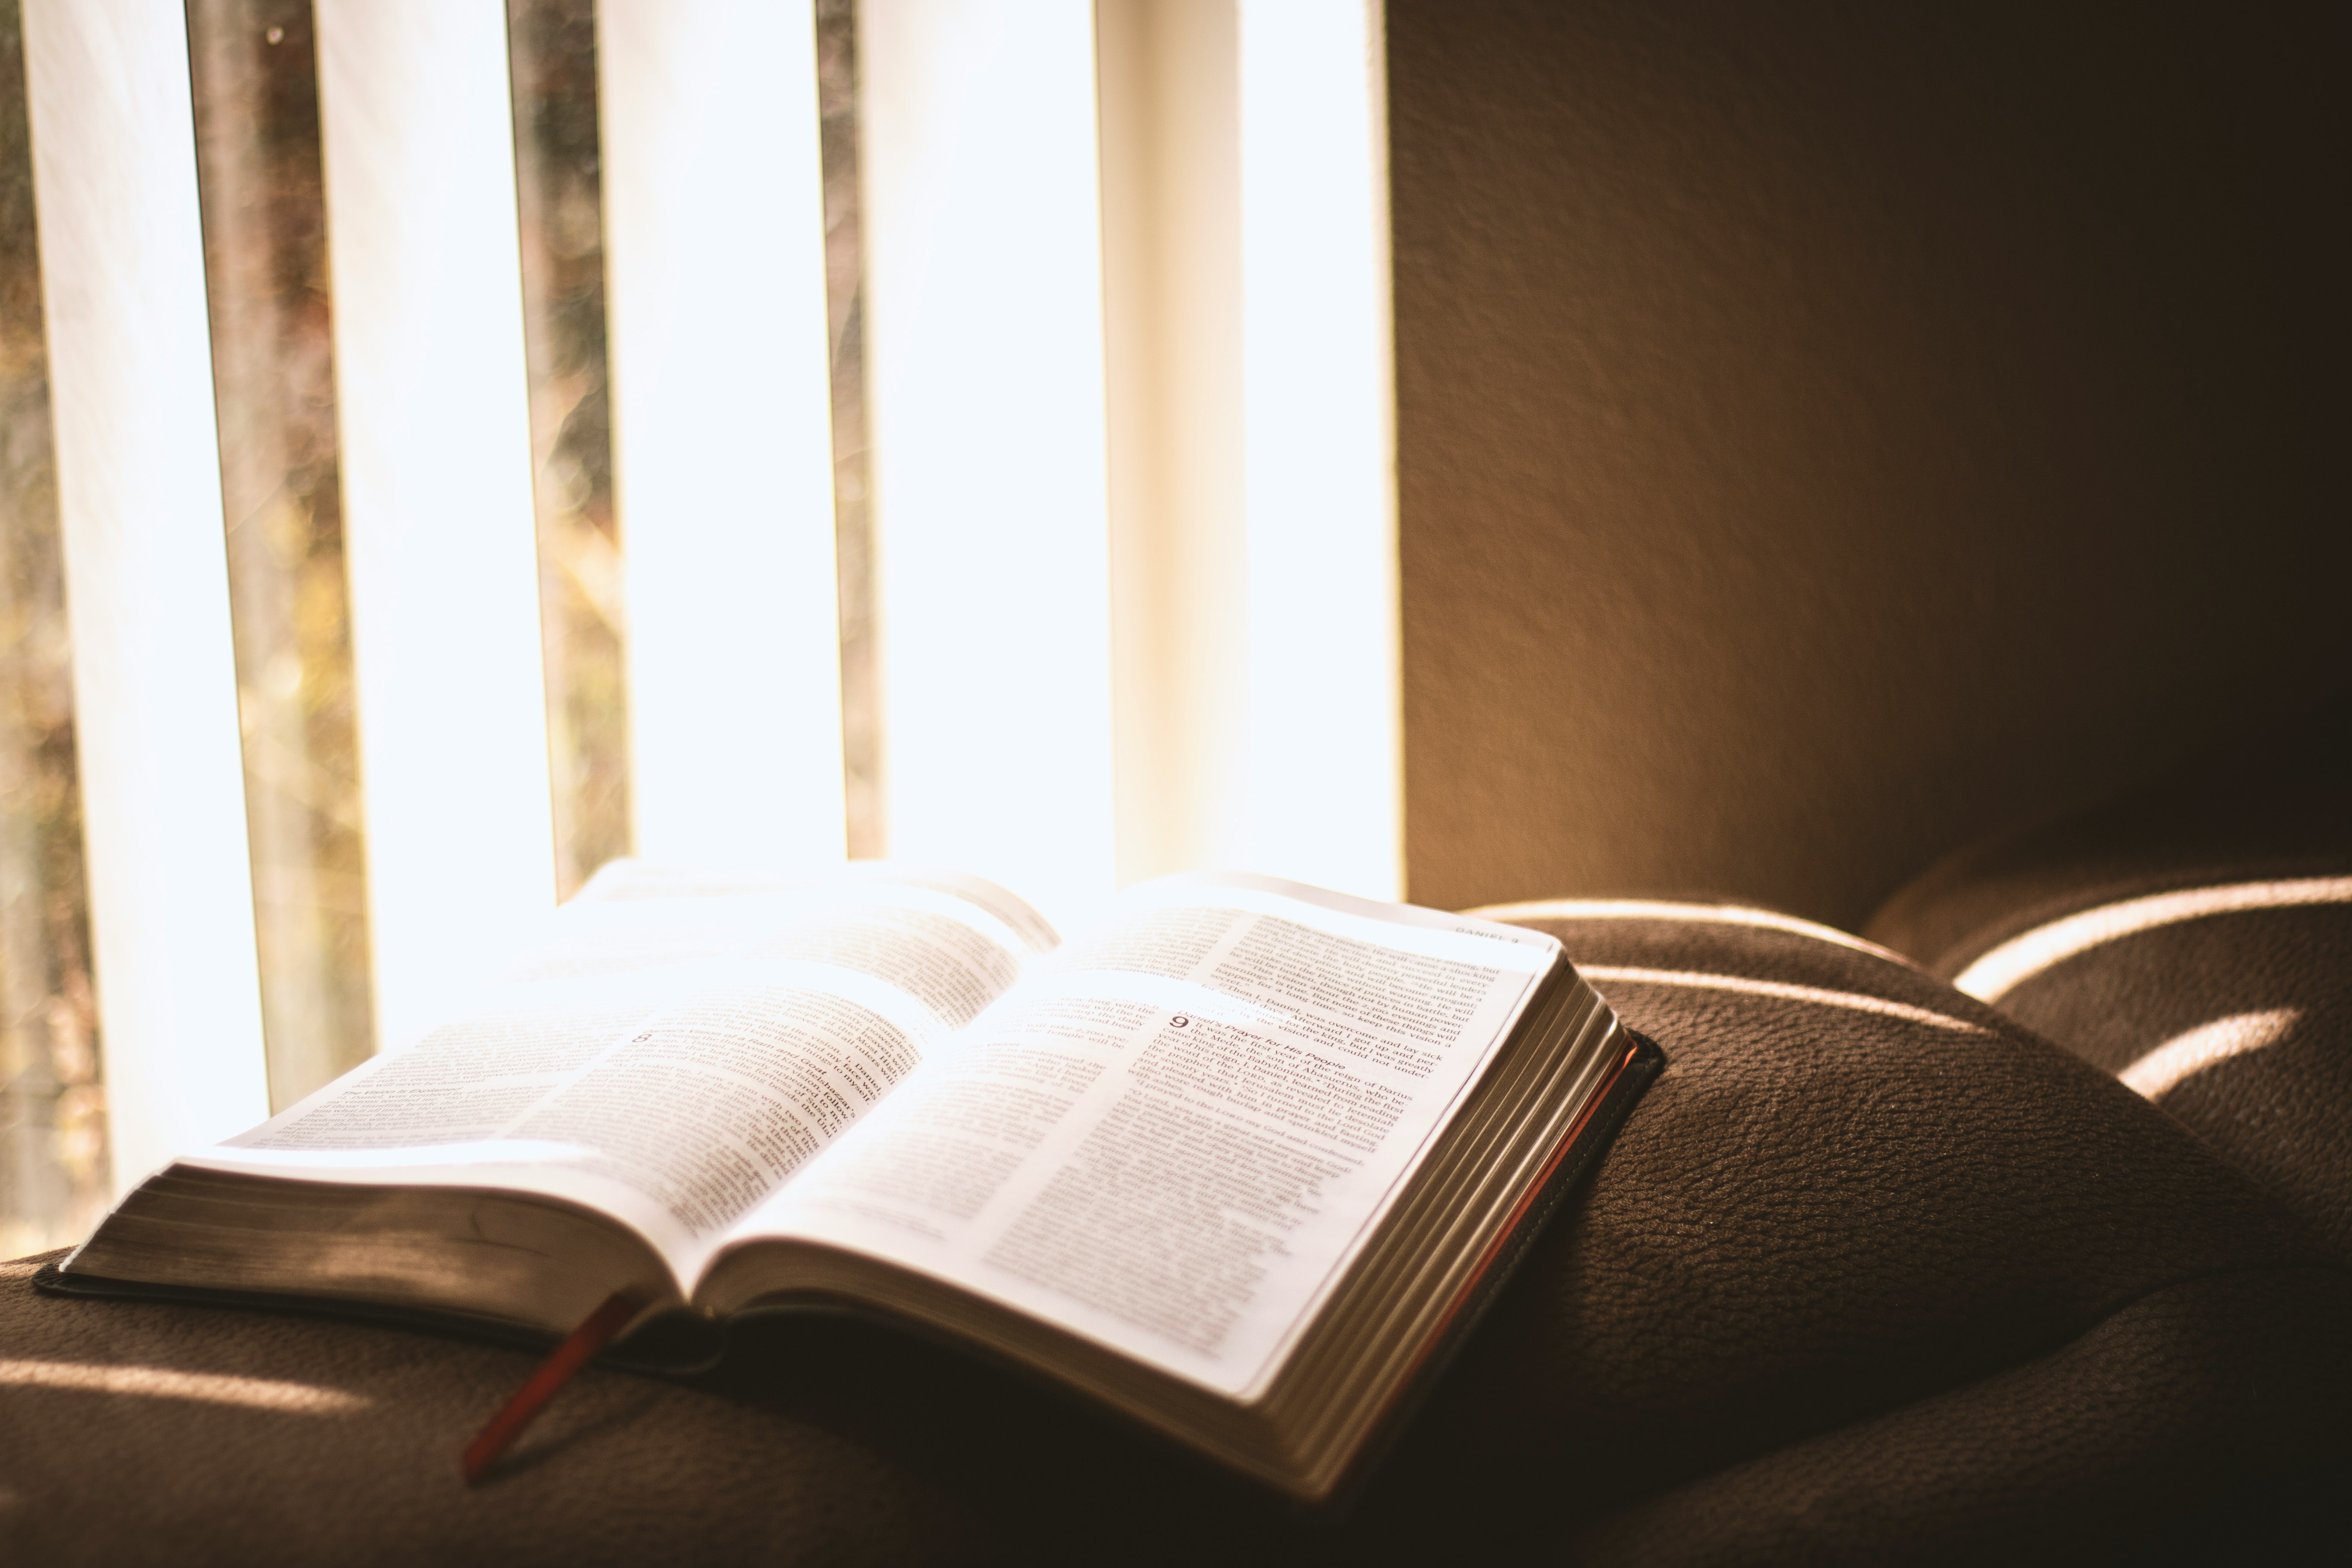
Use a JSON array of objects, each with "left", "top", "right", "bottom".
[
  {"left": 1869, "top": 695, "right": 2352, "bottom": 1261},
  {"left": 0, "top": 1247, "right": 989, "bottom": 1565},
  {"left": 9, "top": 904, "right": 2343, "bottom": 1563},
  {"left": 1868, "top": 693, "right": 2352, "bottom": 971}
]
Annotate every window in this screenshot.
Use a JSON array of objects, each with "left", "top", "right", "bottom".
[{"left": 0, "top": 0, "right": 1397, "bottom": 1243}]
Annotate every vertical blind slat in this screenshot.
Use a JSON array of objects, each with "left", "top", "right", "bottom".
[
  {"left": 1238, "top": 0, "right": 1403, "bottom": 900},
  {"left": 598, "top": 0, "right": 846, "bottom": 872},
  {"left": 861, "top": 0, "right": 1121, "bottom": 931},
  {"left": 1097, "top": 0, "right": 1252, "bottom": 890},
  {"left": 21, "top": 0, "right": 271, "bottom": 1193},
  {"left": 313, "top": 0, "right": 556, "bottom": 1050}
]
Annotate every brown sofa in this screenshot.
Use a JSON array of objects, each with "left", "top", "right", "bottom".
[
  {"left": 1870, "top": 696, "right": 2352, "bottom": 1267},
  {"left": 10, "top": 711, "right": 2346, "bottom": 1562}
]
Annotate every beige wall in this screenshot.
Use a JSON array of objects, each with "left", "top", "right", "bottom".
[{"left": 1388, "top": 0, "right": 2346, "bottom": 927}]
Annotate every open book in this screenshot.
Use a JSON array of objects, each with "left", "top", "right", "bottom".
[{"left": 54, "top": 865, "right": 1656, "bottom": 1501}]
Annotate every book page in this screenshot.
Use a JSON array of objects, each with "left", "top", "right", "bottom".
[
  {"left": 182, "top": 862, "right": 1057, "bottom": 1286},
  {"left": 724, "top": 873, "right": 1561, "bottom": 1399}
]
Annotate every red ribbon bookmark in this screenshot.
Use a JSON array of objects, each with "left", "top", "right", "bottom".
[{"left": 462, "top": 1291, "right": 639, "bottom": 1484}]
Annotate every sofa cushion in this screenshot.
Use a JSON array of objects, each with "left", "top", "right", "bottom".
[
  {"left": 1571, "top": 1265, "right": 2351, "bottom": 1565},
  {"left": 0, "top": 1247, "right": 992, "bottom": 1565},
  {"left": 1866, "top": 692, "right": 2352, "bottom": 971},
  {"left": 1441, "top": 900, "right": 2347, "bottom": 1563},
  {"left": 6, "top": 903, "right": 2343, "bottom": 1564},
  {"left": 1867, "top": 694, "right": 2352, "bottom": 1261}
]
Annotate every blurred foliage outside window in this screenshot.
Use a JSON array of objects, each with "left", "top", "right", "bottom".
[
  {"left": 188, "top": 0, "right": 375, "bottom": 1111},
  {"left": 818, "top": 0, "right": 882, "bottom": 859},
  {"left": 0, "top": 0, "right": 105, "bottom": 1256},
  {"left": 510, "top": 0, "right": 631, "bottom": 901}
]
